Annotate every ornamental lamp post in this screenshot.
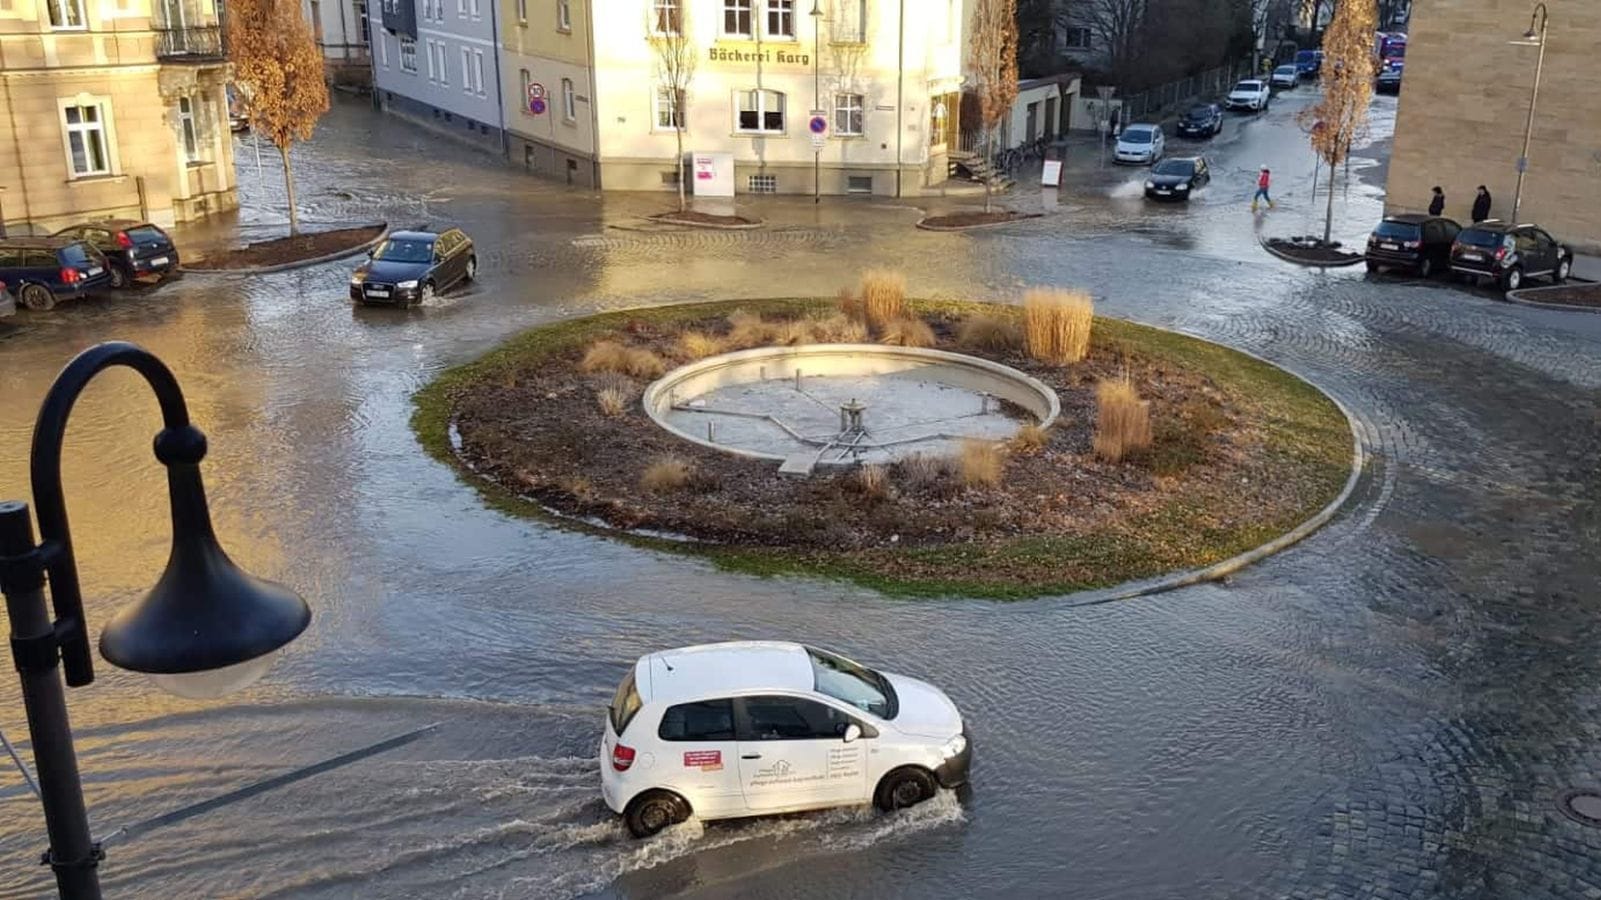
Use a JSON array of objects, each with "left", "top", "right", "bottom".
[
  {"left": 1508, "top": 2, "right": 1549, "bottom": 223},
  {"left": 0, "top": 341, "right": 313, "bottom": 900}
]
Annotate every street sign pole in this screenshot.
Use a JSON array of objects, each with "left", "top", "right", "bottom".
[{"left": 808, "top": 112, "right": 829, "bottom": 204}]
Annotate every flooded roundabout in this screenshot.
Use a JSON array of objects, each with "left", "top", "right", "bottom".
[{"left": 4, "top": 98, "right": 1601, "bottom": 899}]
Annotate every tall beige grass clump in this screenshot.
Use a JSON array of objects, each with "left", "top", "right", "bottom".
[
  {"left": 836, "top": 286, "right": 864, "bottom": 321},
  {"left": 580, "top": 340, "right": 630, "bottom": 373},
  {"left": 677, "top": 330, "right": 725, "bottom": 360},
  {"left": 1010, "top": 423, "right": 1049, "bottom": 453},
  {"left": 859, "top": 270, "right": 907, "bottom": 329},
  {"left": 641, "top": 455, "right": 695, "bottom": 492},
  {"left": 623, "top": 348, "right": 667, "bottom": 378},
  {"left": 727, "top": 309, "right": 779, "bottom": 347},
  {"left": 853, "top": 464, "right": 891, "bottom": 500},
  {"left": 957, "top": 313, "right": 1023, "bottom": 352},
  {"left": 878, "top": 317, "right": 937, "bottom": 348},
  {"left": 1093, "top": 377, "right": 1152, "bottom": 463},
  {"left": 958, "top": 439, "right": 1004, "bottom": 489},
  {"left": 810, "top": 311, "right": 869, "bottom": 343},
  {"left": 595, "top": 386, "right": 629, "bottom": 417},
  {"left": 1023, "top": 288, "right": 1093, "bottom": 364}
]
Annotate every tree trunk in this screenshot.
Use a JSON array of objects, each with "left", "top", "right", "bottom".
[
  {"left": 983, "top": 127, "right": 994, "bottom": 213},
  {"left": 675, "top": 123, "right": 687, "bottom": 213},
  {"left": 1323, "top": 146, "right": 1339, "bottom": 246},
  {"left": 279, "top": 144, "right": 300, "bottom": 235}
]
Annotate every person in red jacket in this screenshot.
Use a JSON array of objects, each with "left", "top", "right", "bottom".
[{"left": 1252, "top": 166, "right": 1274, "bottom": 211}]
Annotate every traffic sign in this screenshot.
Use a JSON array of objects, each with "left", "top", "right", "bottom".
[
  {"left": 529, "top": 82, "right": 546, "bottom": 100},
  {"left": 811, "top": 133, "right": 827, "bottom": 153},
  {"left": 530, "top": 97, "right": 547, "bottom": 115},
  {"left": 808, "top": 112, "right": 828, "bottom": 136}
]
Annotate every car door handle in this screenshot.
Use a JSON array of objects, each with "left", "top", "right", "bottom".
[{"left": 741, "top": 753, "right": 762, "bottom": 760}]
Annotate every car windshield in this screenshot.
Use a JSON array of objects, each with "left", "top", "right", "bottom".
[
  {"left": 1121, "top": 128, "right": 1153, "bottom": 144},
  {"left": 372, "top": 238, "right": 434, "bottom": 263},
  {"left": 1183, "top": 107, "right": 1212, "bottom": 120},
  {"left": 807, "top": 646, "right": 897, "bottom": 719},
  {"left": 1276, "top": 66, "right": 1297, "bottom": 75},
  {"left": 1153, "top": 159, "right": 1195, "bottom": 176},
  {"left": 1457, "top": 229, "right": 1504, "bottom": 248},
  {"left": 58, "top": 244, "right": 93, "bottom": 266},
  {"left": 126, "top": 225, "right": 166, "bottom": 243},
  {"left": 1296, "top": 51, "right": 1317, "bottom": 62},
  {"left": 1374, "top": 221, "right": 1422, "bottom": 239},
  {"left": 1234, "top": 81, "right": 1262, "bottom": 91}
]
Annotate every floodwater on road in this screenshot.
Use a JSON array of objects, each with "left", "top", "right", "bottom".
[{"left": 3, "top": 91, "right": 1601, "bottom": 899}]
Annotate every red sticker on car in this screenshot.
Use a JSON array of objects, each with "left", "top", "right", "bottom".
[{"left": 684, "top": 750, "right": 722, "bottom": 770}]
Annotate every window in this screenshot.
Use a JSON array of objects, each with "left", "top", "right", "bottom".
[
  {"left": 652, "top": 0, "right": 680, "bottom": 33},
  {"left": 461, "top": 47, "right": 471, "bottom": 93},
  {"left": 658, "top": 700, "right": 736, "bottom": 741},
  {"left": 832, "top": 92, "right": 863, "bottom": 135},
  {"left": 609, "top": 670, "right": 642, "bottom": 735},
  {"left": 356, "top": 0, "right": 370, "bottom": 43},
  {"left": 456, "top": 0, "right": 464, "bottom": 15},
  {"left": 468, "top": 0, "right": 478, "bottom": 15},
  {"left": 736, "top": 88, "right": 784, "bottom": 133},
  {"left": 847, "top": 175, "right": 873, "bottom": 193},
  {"left": 399, "top": 37, "right": 417, "bottom": 72},
  {"left": 473, "top": 50, "right": 484, "bottom": 95},
  {"left": 748, "top": 173, "right": 777, "bottom": 192},
  {"left": 424, "top": 39, "right": 435, "bottom": 78},
  {"left": 654, "top": 85, "right": 683, "bottom": 130},
  {"left": 378, "top": 30, "right": 387, "bottom": 65},
  {"left": 561, "top": 77, "right": 575, "bottom": 121},
  {"left": 765, "top": 0, "right": 792, "bottom": 37},
  {"left": 723, "top": 0, "right": 751, "bottom": 36},
  {"left": 557, "top": 0, "right": 570, "bottom": 30},
  {"left": 519, "top": 69, "right": 532, "bottom": 113},
  {"left": 832, "top": 0, "right": 865, "bottom": 42},
  {"left": 807, "top": 646, "right": 894, "bottom": 717},
  {"left": 740, "top": 696, "right": 855, "bottom": 740},
  {"left": 46, "top": 0, "right": 85, "bottom": 28},
  {"left": 177, "top": 96, "right": 198, "bottom": 162},
  {"left": 433, "top": 42, "right": 447, "bottom": 83},
  {"left": 62, "top": 103, "right": 110, "bottom": 177},
  {"left": 1063, "top": 26, "right": 1091, "bottom": 49},
  {"left": 515, "top": 0, "right": 524, "bottom": 22}
]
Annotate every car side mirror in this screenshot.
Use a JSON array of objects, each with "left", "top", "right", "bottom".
[{"left": 842, "top": 723, "right": 862, "bottom": 744}]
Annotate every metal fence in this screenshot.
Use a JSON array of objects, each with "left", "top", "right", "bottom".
[{"left": 1115, "top": 60, "right": 1251, "bottom": 121}]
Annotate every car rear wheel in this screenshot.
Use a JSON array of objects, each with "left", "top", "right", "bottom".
[
  {"left": 1501, "top": 266, "right": 1523, "bottom": 292},
  {"left": 624, "top": 790, "right": 690, "bottom": 838},
  {"left": 1366, "top": 261, "right": 1380, "bottom": 274},
  {"left": 1556, "top": 256, "right": 1571, "bottom": 283},
  {"left": 1417, "top": 257, "right": 1434, "bottom": 278},
  {"left": 874, "top": 766, "right": 938, "bottom": 812},
  {"left": 18, "top": 283, "right": 55, "bottom": 311}
]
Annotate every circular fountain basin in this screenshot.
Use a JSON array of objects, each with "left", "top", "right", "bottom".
[{"left": 643, "top": 344, "right": 1061, "bottom": 473}]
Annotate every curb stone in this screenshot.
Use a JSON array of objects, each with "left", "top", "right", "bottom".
[
  {"left": 1260, "top": 237, "right": 1367, "bottom": 268},
  {"left": 1503, "top": 282, "right": 1601, "bottom": 314},
  {"left": 646, "top": 213, "right": 765, "bottom": 231},
  {"left": 916, "top": 212, "right": 1044, "bottom": 232},
  {"left": 181, "top": 223, "right": 390, "bottom": 275}
]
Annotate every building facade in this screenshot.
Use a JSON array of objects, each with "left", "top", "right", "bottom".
[
  {"left": 303, "top": 0, "right": 372, "bottom": 86},
  {"left": 0, "top": 0, "right": 236, "bottom": 233},
  {"left": 499, "top": 0, "right": 597, "bottom": 185},
  {"left": 1386, "top": 0, "right": 1600, "bottom": 249},
  {"left": 371, "top": 0, "right": 507, "bottom": 148}
]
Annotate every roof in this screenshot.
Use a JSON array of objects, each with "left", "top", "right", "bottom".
[
  {"left": 387, "top": 230, "right": 444, "bottom": 240},
  {"left": 1018, "top": 72, "right": 1080, "bottom": 91},
  {"left": 1462, "top": 219, "right": 1516, "bottom": 232},
  {"left": 1385, "top": 214, "right": 1434, "bottom": 224},
  {"left": 0, "top": 237, "right": 81, "bottom": 249},
  {"left": 637, "top": 641, "right": 814, "bottom": 704}
]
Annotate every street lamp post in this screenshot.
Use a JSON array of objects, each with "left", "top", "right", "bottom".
[
  {"left": 0, "top": 342, "right": 313, "bottom": 900},
  {"left": 1509, "top": 2, "right": 1549, "bottom": 222},
  {"left": 811, "top": 1, "right": 823, "bottom": 204}
]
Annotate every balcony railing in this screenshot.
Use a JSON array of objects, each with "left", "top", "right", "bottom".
[{"left": 155, "top": 25, "right": 225, "bottom": 62}]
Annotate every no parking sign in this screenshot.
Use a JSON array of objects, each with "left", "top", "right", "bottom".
[{"left": 527, "top": 82, "right": 546, "bottom": 115}]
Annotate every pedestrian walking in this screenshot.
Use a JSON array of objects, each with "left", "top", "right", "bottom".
[
  {"left": 1252, "top": 166, "right": 1274, "bottom": 211},
  {"left": 1428, "top": 186, "right": 1445, "bottom": 217},
  {"left": 1472, "top": 185, "right": 1492, "bottom": 223}
]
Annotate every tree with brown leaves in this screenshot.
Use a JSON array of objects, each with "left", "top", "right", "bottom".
[
  {"left": 1296, "top": 0, "right": 1375, "bottom": 244},
  {"left": 647, "top": 1, "right": 696, "bottom": 213},
  {"left": 228, "top": 0, "right": 330, "bottom": 234},
  {"left": 969, "top": 0, "right": 1019, "bottom": 212}
]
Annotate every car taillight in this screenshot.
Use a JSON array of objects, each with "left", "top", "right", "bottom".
[
  {"left": 60, "top": 267, "right": 80, "bottom": 285},
  {"left": 611, "top": 743, "right": 637, "bottom": 772},
  {"left": 115, "top": 231, "right": 133, "bottom": 249},
  {"left": 1494, "top": 246, "right": 1509, "bottom": 261}
]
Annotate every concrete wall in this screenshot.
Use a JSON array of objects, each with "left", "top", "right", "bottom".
[
  {"left": 1386, "top": 0, "right": 1601, "bottom": 250},
  {"left": 371, "top": 0, "right": 505, "bottom": 133}
]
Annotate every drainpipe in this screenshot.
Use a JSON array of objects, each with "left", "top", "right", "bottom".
[
  {"left": 0, "top": 42, "right": 34, "bottom": 229},
  {"left": 583, "top": 0, "right": 599, "bottom": 186},
  {"left": 486, "top": 0, "right": 507, "bottom": 159},
  {"left": 894, "top": 0, "right": 904, "bottom": 198}
]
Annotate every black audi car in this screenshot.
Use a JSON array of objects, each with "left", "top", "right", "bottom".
[
  {"left": 1365, "top": 214, "right": 1459, "bottom": 277},
  {"left": 349, "top": 228, "right": 476, "bottom": 307},
  {"left": 54, "top": 219, "right": 179, "bottom": 288},
  {"left": 1144, "top": 156, "right": 1211, "bottom": 201},
  {"left": 1175, "top": 103, "right": 1223, "bottom": 139}
]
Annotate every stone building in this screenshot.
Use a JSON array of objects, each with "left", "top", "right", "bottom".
[
  {"left": 370, "top": 0, "right": 508, "bottom": 150},
  {"left": 0, "top": 0, "right": 236, "bottom": 233},
  {"left": 302, "top": 0, "right": 372, "bottom": 86},
  {"left": 1386, "top": 0, "right": 1601, "bottom": 250}
]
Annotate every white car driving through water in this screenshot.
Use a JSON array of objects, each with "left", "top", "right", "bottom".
[{"left": 601, "top": 641, "right": 971, "bottom": 838}]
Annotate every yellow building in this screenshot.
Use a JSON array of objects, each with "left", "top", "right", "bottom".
[
  {"left": 1386, "top": 0, "right": 1601, "bottom": 250},
  {"left": 499, "top": 0, "right": 965, "bottom": 196},
  {"left": 0, "top": 0, "right": 236, "bottom": 233}
]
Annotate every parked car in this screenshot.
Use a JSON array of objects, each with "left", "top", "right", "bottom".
[
  {"left": 1176, "top": 103, "right": 1223, "bottom": 139},
  {"left": 0, "top": 238, "right": 113, "bottom": 311},
  {"left": 1295, "top": 48, "right": 1324, "bottom": 78},
  {"left": 1375, "top": 60, "right": 1403, "bottom": 94},
  {"left": 0, "top": 280, "right": 13, "bottom": 319},
  {"left": 1225, "top": 79, "right": 1272, "bottom": 112},
  {"left": 348, "top": 228, "right": 476, "bottom": 307},
  {"left": 1270, "top": 65, "right": 1300, "bottom": 89},
  {"left": 1365, "top": 214, "right": 1460, "bottom": 277},
  {"left": 601, "top": 641, "right": 969, "bottom": 838},
  {"left": 54, "top": 220, "right": 179, "bottom": 288},
  {"left": 1144, "top": 156, "right": 1211, "bottom": 201},
  {"left": 1450, "top": 221, "right": 1573, "bottom": 291},
  {"left": 1113, "top": 123, "right": 1165, "bottom": 165}
]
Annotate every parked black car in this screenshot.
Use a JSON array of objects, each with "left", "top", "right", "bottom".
[
  {"left": 349, "top": 228, "right": 476, "bottom": 307},
  {"left": 1144, "top": 156, "right": 1211, "bottom": 201},
  {"left": 1450, "top": 220, "right": 1573, "bottom": 292},
  {"left": 1365, "top": 214, "right": 1459, "bottom": 277},
  {"left": 0, "top": 238, "right": 114, "bottom": 311},
  {"left": 1175, "top": 103, "right": 1223, "bottom": 139},
  {"left": 54, "top": 220, "right": 179, "bottom": 288}
]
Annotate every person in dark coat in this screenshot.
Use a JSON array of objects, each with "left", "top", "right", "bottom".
[
  {"left": 1472, "top": 185, "right": 1492, "bottom": 223},
  {"left": 1428, "top": 186, "right": 1445, "bottom": 216}
]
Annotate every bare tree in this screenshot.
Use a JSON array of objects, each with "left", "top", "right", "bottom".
[
  {"left": 969, "top": 0, "right": 1019, "bottom": 212},
  {"left": 1082, "top": 0, "right": 1148, "bottom": 86},
  {"left": 1297, "top": 0, "right": 1375, "bottom": 244},
  {"left": 1015, "top": 0, "right": 1071, "bottom": 77},
  {"left": 647, "top": 0, "right": 695, "bottom": 213}
]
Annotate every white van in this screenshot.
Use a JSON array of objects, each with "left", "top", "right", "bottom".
[{"left": 600, "top": 641, "right": 970, "bottom": 837}]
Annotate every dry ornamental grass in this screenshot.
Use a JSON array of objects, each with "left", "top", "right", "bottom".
[
  {"left": 853, "top": 464, "right": 892, "bottom": 500},
  {"left": 859, "top": 270, "right": 907, "bottom": 329},
  {"left": 1023, "top": 289, "right": 1094, "bottom": 365},
  {"left": 1093, "top": 377, "right": 1153, "bottom": 462},
  {"left": 878, "top": 317, "right": 937, "bottom": 348},
  {"left": 580, "top": 340, "right": 630, "bottom": 374},
  {"left": 677, "top": 331, "right": 725, "bottom": 360},
  {"left": 1010, "top": 423, "right": 1049, "bottom": 453},
  {"left": 641, "top": 456, "right": 695, "bottom": 492},
  {"left": 957, "top": 313, "right": 1023, "bottom": 351},
  {"left": 596, "top": 386, "right": 629, "bottom": 417},
  {"left": 959, "top": 439, "right": 1005, "bottom": 489}
]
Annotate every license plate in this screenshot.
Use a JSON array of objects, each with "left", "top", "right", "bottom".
[
  {"left": 366, "top": 288, "right": 390, "bottom": 297},
  {"left": 87, "top": 267, "right": 103, "bottom": 276},
  {"left": 1381, "top": 243, "right": 1398, "bottom": 251},
  {"left": 1461, "top": 252, "right": 1483, "bottom": 261},
  {"left": 1155, "top": 189, "right": 1170, "bottom": 194},
  {"left": 150, "top": 256, "right": 169, "bottom": 266}
]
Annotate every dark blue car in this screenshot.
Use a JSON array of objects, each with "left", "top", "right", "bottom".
[
  {"left": 1295, "top": 49, "right": 1323, "bottom": 78},
  {"left": 349, "top": 228, "right": 476, "bottom": 307},
  {"left": 0, "top": 237, "right": 114, "bottom": 311}
]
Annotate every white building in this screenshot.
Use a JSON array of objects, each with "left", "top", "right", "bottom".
[
  {"left": 553, "top": 0, "right": 967, "bottom": 196},
  {"left": 303, "top": 0, "right": 372, "bottom": 85}
]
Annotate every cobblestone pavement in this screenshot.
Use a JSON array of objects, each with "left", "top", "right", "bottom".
[{"left": 1, "top": 93, "right": 1600, "bottom": 899}]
